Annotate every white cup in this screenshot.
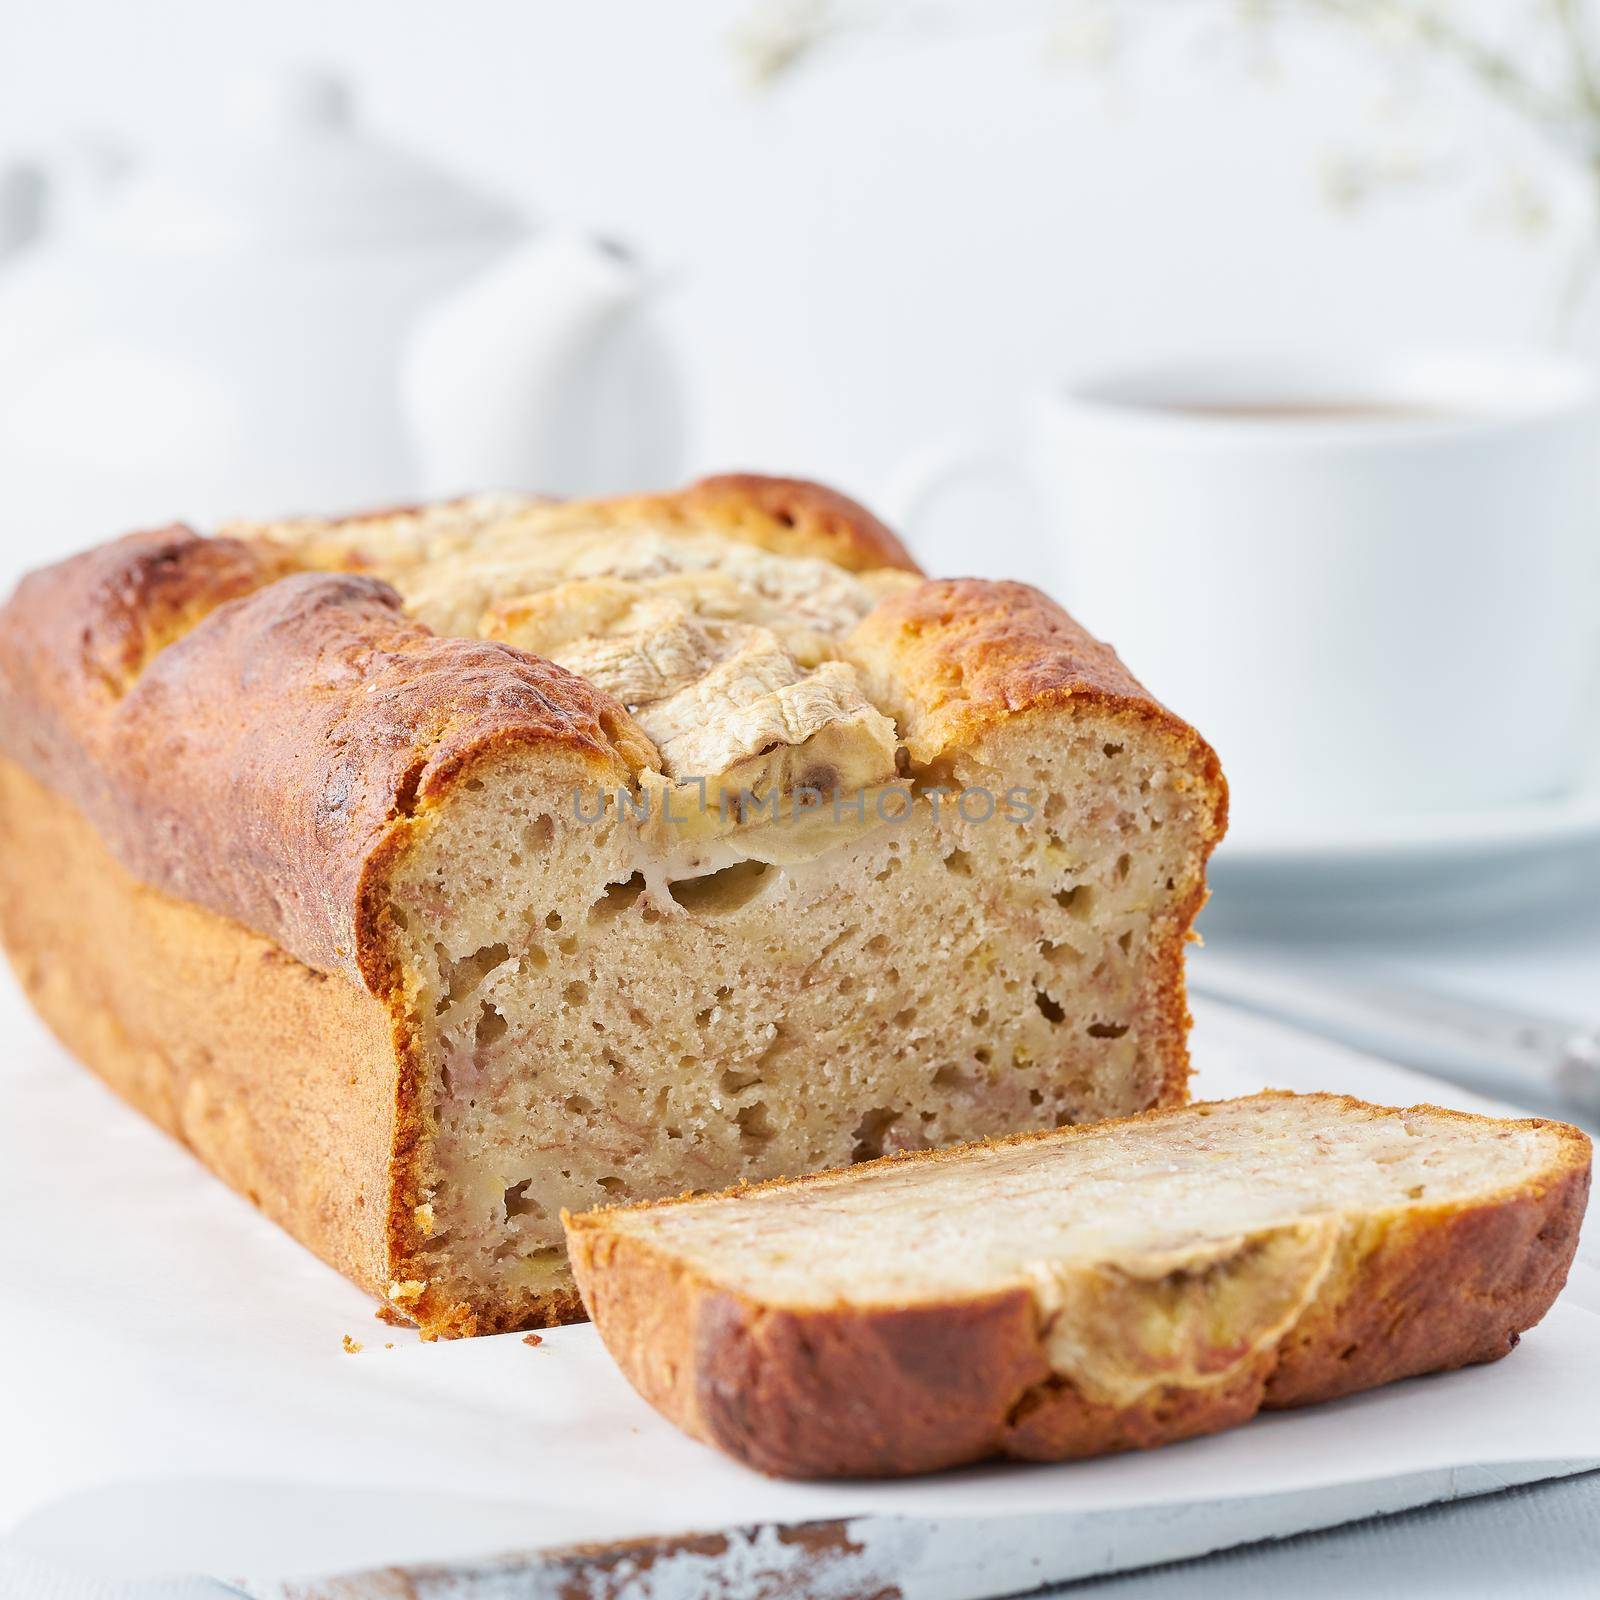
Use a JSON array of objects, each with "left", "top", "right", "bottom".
[{"left": 888, "top": 351, "right": 1600, "bottom": 844}]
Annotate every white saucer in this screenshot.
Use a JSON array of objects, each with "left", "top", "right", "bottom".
[
  {"left": 1205, "top": 782, "right": 1600, "bottom": 930},
  {"left": 1221, "top": 783, "right": 1600, "bottom": 867}
]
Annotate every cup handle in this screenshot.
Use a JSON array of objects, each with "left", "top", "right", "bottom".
[{"left": 879, "top": 433, "right": 1044, "bottom": 578}]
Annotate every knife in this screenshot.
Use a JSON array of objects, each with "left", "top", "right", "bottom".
[{"left": 1189, "top": 953, "right": 1600, "bottom": 1121}]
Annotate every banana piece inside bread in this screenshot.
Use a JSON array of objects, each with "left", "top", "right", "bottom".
[
  {"left": 566, "top": 1092, "right": 1591, "bottom": 1477},
  {"left": 0, "top": 476, "right": 1226, "bottom": 1337}
]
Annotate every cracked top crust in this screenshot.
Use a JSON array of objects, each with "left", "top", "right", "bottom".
[
  {"left": 0, "top": 474, "right": 1214, "bottom": 989},
  {"left": 0, "top": 541, "right": 651, "bottom": 987},
  {"left": 229, "top": 473, "right": 918, "bottom": 584},
  {"left": 845, "top": 578, "right": 1194, "bottom": 766}
]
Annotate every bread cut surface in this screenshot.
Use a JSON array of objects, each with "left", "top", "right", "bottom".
[
  {"left": 566, "top": 1093, "right": 1590, "bottom": 1478},
  {"left": 0, "top": 475, "right": 1225, "bottom": 1337}
]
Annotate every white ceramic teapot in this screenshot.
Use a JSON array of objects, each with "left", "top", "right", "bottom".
[{"left": 0, "top": 69, "right": 686, "bottom": 567}]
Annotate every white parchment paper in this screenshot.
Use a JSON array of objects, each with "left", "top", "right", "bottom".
[{"left": 2, "top": 976, "right": 1595, "bottom": 1586}]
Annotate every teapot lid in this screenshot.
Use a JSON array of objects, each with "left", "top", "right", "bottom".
[{"left": 85, "top": 68, "right": 524, "bottom": 253}]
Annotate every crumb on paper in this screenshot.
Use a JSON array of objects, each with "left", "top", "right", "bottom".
[
  {"left": 385, "top": 1342, "right": 395, "bottom": 1350},
  {"left": 522, "top": 1332, "right": 544, "bottom": 1347},
  {"left": 342, "top": 1334, "right": 363, "bottom": 1354}
]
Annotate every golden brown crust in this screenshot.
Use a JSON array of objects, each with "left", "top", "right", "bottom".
[
  {"left": 0, "top": 526, "right": 293, "bottom": 775},
  {"left": 0, "top": 535, "right": 649, "bottom": 988},
  {"left": 236, "top": 474, "right": 918, "bottom": 579},
  {"left": 566, "top": 1095, "right": 1591, "bottom": 1478},
  {"left": 667, "top": 474, "right": 921, "bottom": 574},
  {"left": 847, "top": 577, "right": 1217, "bottom": 770}
]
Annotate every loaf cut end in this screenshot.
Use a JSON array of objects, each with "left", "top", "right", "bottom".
[{"left": 384, "top": 700, "right": 1216, "bottom": 1330}]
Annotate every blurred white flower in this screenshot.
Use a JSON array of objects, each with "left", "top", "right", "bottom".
[
  {"left": 1316, "top": 143, "right": 1444, "bottom": 211},
  {"left": 1359, "top": 2, "right": 1433, "bottom": 54},
  {"left": 1318, "top": 150, "right": 1369, "bottom": 211},
  {"left": 1475, "top": 164, "right": 1553, "bottom": 237},
  {"left": 734, "top": 0, "right": 1600, "bottom": 321},
  {"left": 731, "top": 0, "right": 845, "bottom": 86},
  {"left": 1043, "top": 1, "right": 1123, "bottom": 72}
]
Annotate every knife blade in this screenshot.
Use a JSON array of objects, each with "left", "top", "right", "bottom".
[{"left": 1189, "top": 952, "right": 1600, "bottom": 1121}]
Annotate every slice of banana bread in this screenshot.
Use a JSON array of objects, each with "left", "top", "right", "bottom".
[
  {"left": 566, "top": 1092, "right": 1591, "bottom": 1478},
  {"left": 0, "top": 475, "right": 1225, "bottom": 1336}
]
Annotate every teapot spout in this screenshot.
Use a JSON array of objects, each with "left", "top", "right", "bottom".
[{"left": 401, "top": 228, "right": 686, "bottom": 499}]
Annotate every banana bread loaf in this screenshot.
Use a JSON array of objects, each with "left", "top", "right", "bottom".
[{"left": 0, "top": 475, "right": 1226, "bottom": 1336}]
